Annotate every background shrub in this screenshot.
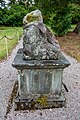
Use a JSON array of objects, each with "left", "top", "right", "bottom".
[
  {"left": 0, "top": 0, "right": 80, "bottom": 36},
  {"left": 71, "top": 3, "right": 80, "bottom": 24},
  {"left": 0, "top": 5, "right": 29, "bottom": 26},
  {"left": 48, "top": 3, "right": 72, "bottom": 36}
]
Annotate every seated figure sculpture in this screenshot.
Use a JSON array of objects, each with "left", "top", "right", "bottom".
[{"left": 23, "top": 10, "right": 60, "bottom": 60}]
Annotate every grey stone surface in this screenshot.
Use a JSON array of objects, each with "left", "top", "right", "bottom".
[
  {"left": 23, "top": 10, "right": 60, "bottom": 60},
  {"left": 11, "top": 10, "right": 70, "bottom": 113},
  {"left": 7, "top": 53, "right": 80, "bottom": 120},
  {"left": 23, "top": 10, "right": 43, "bottom": 24},
  {"left": 12, "top": 49, "right": 70, "bottom": 69},
  {"left": 0, "top": 38, "right": 80, "bottom": 120},
  {"left": 12, "top": 50, "right": 70, "bottom": 109},
  {"left": 15, "top": 69, "right": 64, "bottom": 96}
]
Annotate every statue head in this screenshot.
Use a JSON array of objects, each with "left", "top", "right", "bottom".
[{"left": 23, "top": 9, "right": 43, "bottom": 24}]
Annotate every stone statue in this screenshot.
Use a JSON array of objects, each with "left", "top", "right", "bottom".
[
  {"left": 23, "top": 10, "right": 60, "bottom": 60},
  {"left": 12, "top": 10, "right": 70, "bottom": 110}
]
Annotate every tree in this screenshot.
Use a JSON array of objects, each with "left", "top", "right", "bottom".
[
  {"left": 33, "top": 0, "right": 72, "bottom": 36},
  {"left": 73, "top": 21, "right": 80, "bottom": 34},
  {"left": 4, "top": 4, "right": 29, "bottom": 26},
  {"left": 9, "top": 0, "right": 16, "bottom": 5},
  {"left": 0, "top": 0, "right": 80, "bottom": 35},
  {"left": 50, "top": 0, "right": 72, "bottom": 36},
  {"left": 71, "top": 1, "right": 80, "bottom": 34},
  {"left": 71, "top": 3, "right": 80, "bottom": 24},
  {"left": 0, "top": 8, "right": 3, "bottom": 25},
  {"left": 0, "top": 0, "right": 6, "bottom": 8},
  {"left": 74, "top": 0, "right": 80, "bottom": 5}
]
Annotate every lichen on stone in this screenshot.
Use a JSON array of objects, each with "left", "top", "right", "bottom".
[
  {"left": 23, "top": 9, "right": 43, "bottom": 24},
  {"left": 23, "top": 10, "right": 61, "bottom": 60},
  {"left": 36, "top": 95, "right": 48, "bottom": 106}
]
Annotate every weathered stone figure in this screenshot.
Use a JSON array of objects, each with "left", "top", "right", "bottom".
[
  {"left": 23, "top": 10, "right": 60, "bottom": 60},
  {"left": 12, "top": 10, "right": 70, "bottom": 110}
]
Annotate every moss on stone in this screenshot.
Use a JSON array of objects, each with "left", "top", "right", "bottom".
[
  {"left": 26, "top": 14, "right": 40, "bottom": 23},
  {"left": 36, "top": 95, "right": 48, "bottom": 106}
]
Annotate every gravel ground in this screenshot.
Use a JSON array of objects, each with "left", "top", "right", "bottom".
[
  {"left": 0, "top": 39, "right": 80, "bottom": 120},
  {"left": 0, "top": 39, "right": 23, "bottom": 120}
]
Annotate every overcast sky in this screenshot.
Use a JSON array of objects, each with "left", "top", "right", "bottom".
[
  {"left": 0, "top": 0, "right": 10, "bottom": 8},
  {"left": 5, "top": 0, "right": 9, "bottom": 3}
]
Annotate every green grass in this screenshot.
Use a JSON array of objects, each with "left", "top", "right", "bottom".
[
  {"left": 68, "top": 24, "right": 76, "bottom": 32},
  {"left": 0, "top": 27, "right": 23, "bottom": 60}
]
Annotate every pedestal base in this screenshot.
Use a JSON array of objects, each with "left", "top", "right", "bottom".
[
  {"left": 12, "top": 49, "right": 70, "bottom": 110},
  {"left": 14, "top": 92, "right": 65, "bottom": 110}
]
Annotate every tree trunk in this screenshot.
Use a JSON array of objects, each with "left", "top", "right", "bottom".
[{"left": 73, "top": 21, "right": 80, "bottom": 34}]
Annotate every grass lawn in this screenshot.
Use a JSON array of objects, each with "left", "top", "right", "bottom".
[{"left": 0, "top": 27, "right": 23, "bottom": 61}]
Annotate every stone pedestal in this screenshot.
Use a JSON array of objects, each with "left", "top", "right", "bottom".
[{"left": 12, "top": 49, "right": 70, "bottom": 110}]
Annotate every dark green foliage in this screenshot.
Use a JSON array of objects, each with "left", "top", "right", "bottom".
[
  {"left": 50, "top": 13, "right": 72, "bottom": 36},
  {"left": 71, "top": 3, "right": 80, "bottom": 24},
  {"left": 33, "top": 0, "right": 80, "bottom": 36},
  {"left": 0, "top": 5, "right": 29, "bottom": 26},
  {"left": 34, "top": 0, "right": 53, "bottom": 24},
  {"left": 0, "top": 0, "right": 80, "bottom": 36},
  {"left": 49, "top": 1, "right": 72, "bottom": 36},
  {"left": 34, "top": 0, "right": 72, "bottom": 36},
  {"left": 9, "top": 0, "right": 16, "bottom": 4},
  {"left": 73, "top": 21, "right": 80, "bottom": 34},
  {"left": 74, "top": 0, "right": 80, "bottom": 5},
  {"left": 0, "top": 8, "right": 3, "bottom": 24}
]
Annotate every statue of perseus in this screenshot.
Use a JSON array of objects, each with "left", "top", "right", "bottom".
[{"left": 23, "top": 10, "right": 60, "bottom": 60}]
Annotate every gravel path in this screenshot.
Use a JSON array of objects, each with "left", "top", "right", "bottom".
[
  {"left": 0, "top": 39, "right": 23, "bottom": 120},
  {"left": 0, "top": 39, "right": 80, "bottom": 120}
]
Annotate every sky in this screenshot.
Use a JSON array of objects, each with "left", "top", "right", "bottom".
[
  {"left": 0, "top": 0, "right": 10, "bottom": 8},
  {"left": 0, "top": 0, "right": 35, "bottom": 8},
  {"left": 5, "top": 0, "right": 10, "bottom": 4}
]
